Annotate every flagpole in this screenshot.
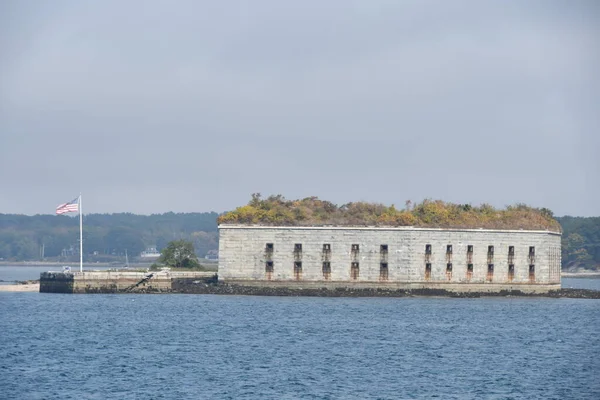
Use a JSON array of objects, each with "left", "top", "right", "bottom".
[{"left": 79, "top": 193, "right": 83, "bottom": 273}]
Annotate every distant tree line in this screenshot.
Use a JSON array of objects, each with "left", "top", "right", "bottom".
[
  {"left": 1, "top": 201, "right": 598, "bottom": 271},
  {"left": 0, "top": 212, "right": 218, "bottom": 262},
  {"left": 556, "top": 216, "right": 600, "bottom": 271}
]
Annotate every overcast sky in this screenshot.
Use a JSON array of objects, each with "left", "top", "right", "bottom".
[{"left": 1, "top": 0, "right": 598, "bottom": 217}]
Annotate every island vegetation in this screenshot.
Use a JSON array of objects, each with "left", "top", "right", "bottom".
[
  {"left": 0, "top": 212, "right": 218, "bottom": 262},
  {"left": 150, "top": 239, "right": 205, "bottom": 271},
  {"left": 0, "top": 195, "right": 598, "bottom": 271},
  {"left": 218, "top": 193, "right": 562, "bottom": 232}
]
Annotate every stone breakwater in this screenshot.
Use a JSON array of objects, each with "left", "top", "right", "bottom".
[
  {"left": 172, "top": 278, "right": 600, "bottom": 299},
  {"left": 39, "top": 271, "right": 216, "bottom": 294},
  {"left": 38, "top": 272, "right": 600, "bottom": 298}
]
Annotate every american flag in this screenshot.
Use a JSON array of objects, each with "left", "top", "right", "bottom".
[{"left": 56, "top": 197, "right": 79, "bottom": 215}]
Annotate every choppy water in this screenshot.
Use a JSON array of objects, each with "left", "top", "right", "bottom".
[{"left": 1, "top": 292, "right": 599, "bottom": 399}]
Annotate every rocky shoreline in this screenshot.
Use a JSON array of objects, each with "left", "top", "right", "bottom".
[
  {"left": 171, "top": 279, "right": 600, "bottom": 299},
  {"left": 9, "top": 277, "right": 600, "bottom": 298}
]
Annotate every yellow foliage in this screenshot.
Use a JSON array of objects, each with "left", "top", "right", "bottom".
[{"left": 218, "top": 195, "right": 561, "bottom": 232}]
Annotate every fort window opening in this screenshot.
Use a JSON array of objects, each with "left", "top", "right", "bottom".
[
  {"left": 508, "top": 264, "right": 515, "bottom": 282},
  {"left": 467, "top": 263, "right": 473, "bottom": 280},
  {"left": 529, "top": 246, "right": 536, "bottom": 263},
  {"left": 425, "top": 263, "right": 432, "bottom": 280},
  {"left": 508, "top": 246, "right": 515, "bottom": 255},
  {"left": 380, "top": 262, "right": 389, "bottom": 281},
  {"left": 487, "top": 264, "right": 494, "bottom": 282},
  {"left": 487, "top": 246, "right": 494, "bottom": 263},
  {"left": 380, "top": 244, "right": 388, "bottom": 253},
  {"left": 446, "top": 244, "right": 453, "bottom": 262},
  {"left": 529, "top": 264, "right": 535, "bottom": 282},
  {"left": 265, "top": 243, "right": 274, "bottom": 261},
  {"left": 294, "top": 261, "right": 303, "bottom": 280},
  {"left": 425, "top": 244, "right": 432, "bottom": 254},
  {"left": 446, "top": 263, "right": 452, "bottom": 280},
  {"left": 323, "top": 244, "right": 331, "bottom": 251},
  {"left": 294, "top": 243, "right": 302, "bottom": 261},
  {"left": 351, "top": 244, "right": 359, "bottom": 260},
  {"left": 265, "top": 261, "right": 274, "bottom": 280},
  {"left": 322, "top": 262, "right": 331, "bottom": 280},
  {"left": 265, "top": 261, "right": 274, "bottom": 273},
  {"left": 467, "top": 245, "right": 473, "bottom": 264},
  {"left": 351, "top": 262, "right": 360, "bottom": 280},
  {"left": 488, "top": 246, "right": 494, "bottom": 254}
]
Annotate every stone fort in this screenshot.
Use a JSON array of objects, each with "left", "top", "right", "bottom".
[{"left": 218, "top": 225, "right": 561, "bottom": 293}]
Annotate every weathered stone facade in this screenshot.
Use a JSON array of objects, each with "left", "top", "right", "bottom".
[{"left": 218, "top": 225, "right": 561, "bottom": 293}]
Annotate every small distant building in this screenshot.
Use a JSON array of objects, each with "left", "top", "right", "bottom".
[
  {"left": 140, "top": 247, "right": 161, "bottom": 259},
  {"left": 204, "top": 249, "right": 218, "bottom": 261}
]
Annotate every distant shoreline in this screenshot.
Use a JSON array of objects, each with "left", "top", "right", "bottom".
[
  {"left": 561, "top": 272, "right": 600, "bottom": 278},
  {"left": 0, "top": 260, "right": 217, "bottom": 267}
]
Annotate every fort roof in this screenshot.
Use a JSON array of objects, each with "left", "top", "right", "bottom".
[{"left": 217, "top": 194, "right": 562, "bottom": 233}]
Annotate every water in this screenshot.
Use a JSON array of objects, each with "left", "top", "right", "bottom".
[
  {"left": 1, "top": 293, "right": 599, "bottom": 399},
  {"left": 562, "top": 277, "right": 600, "bottom": 291}
]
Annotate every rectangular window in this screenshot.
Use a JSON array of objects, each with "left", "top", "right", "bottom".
[
  {"left": 266, "top": 243, "right": 274, "bottom": 250},
  {"left": 380, "top": 262, "right": 389, "bottom": 281},
  {"left": 446, "top": 245, "right": 453, "bottom": 254},
  {"left": 351, "top": 262, "right": 360, "bottom": 280},
  {"left": 467, "top": 245, "right": 473, "bottom": 253},
  {"left": 425, "top": 244, "right": 432, "bottom": 254},
  {"left": 351, "top": 244, "right": 359, "bottom": 261},
  {"left": 467, "top": 263, "right": 473, "bottom": 280},
  {"left": 529, "top": 246, "right": 536, "bottom": 264},
  {"left": 508, "top": 246, "right": 515, "bottom": 264},
  {"left": 508, "top": 264, "right": 515, "bottom": 282},
  {"left": 380, "top": 244, "right": 388, "bottom": 253},
  {"left": 323, "top": 243, "right": 331, "bottom": 251},
  {"left": 467, "top": 245, "right": 473, "bottom": 264},
  {"left": 294, "top": 261, "right": 302, "bottom": 280},
  {"left": 425, "top": 263, "right": 432, "bottom": 280},
  {"left": 487, "top": 245, "right": 494, "bottom": 263},
  {"left": 265, "top": 261, "right": 274, "bottom": 273},
  {"left": 294, "top": 243, "right": 302, "bottom": 261},
  {"left": 529, "top": 264, "right": 535, "bottom": 282},
  {"left": 446, "top": 263, "right": 452, "bottom": 280},
  {"left": 265, "top": 261, "right": 274, "bottom": 280},
  {"left": 487, "top": 264, "right": 494, "bottom": 282},
  {"left": 322, "top": 262, "right": 331, "bottom": 279}
]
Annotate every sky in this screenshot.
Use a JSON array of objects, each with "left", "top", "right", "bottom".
[{"left": 0, "top": 0, "right": 598, "bottom": 217}]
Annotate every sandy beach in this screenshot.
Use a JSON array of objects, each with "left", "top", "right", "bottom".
[{"left": 0, "top": 283, "right": 40, "bottom": 292}]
